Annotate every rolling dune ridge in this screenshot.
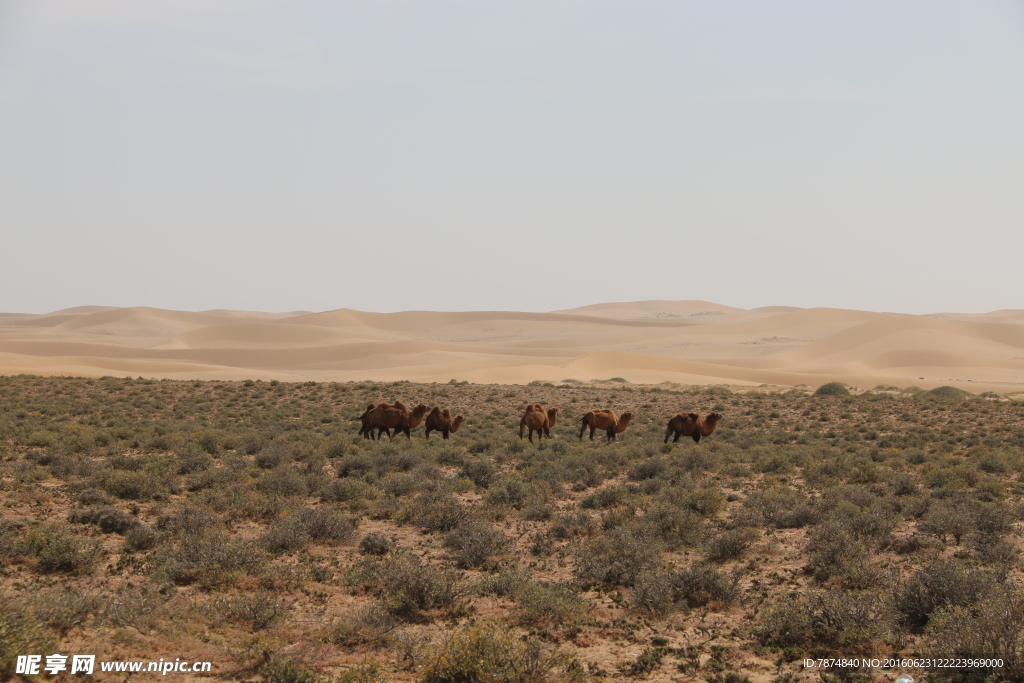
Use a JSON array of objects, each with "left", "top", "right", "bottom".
[{"left": 1, "top": 302, "right": 1023, "bottom": 393}]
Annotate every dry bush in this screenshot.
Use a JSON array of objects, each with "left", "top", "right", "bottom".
[
  {"left": 894, "top": 558, "right": 1001, "bottom": 631},
  {"left": 512, "top": 582, "right": 588, "bottom": 631},
  {"left": 443, "top": 519, "right": 509, "bottom": 568},
  {"left": 68, "top": 505, "right": 140, "bottom": 534},
  {"left": 400, "top": 490, "right": 471, "bottom": 532},
  {"left": 16, "top": 523, "right": 100, "bottom": 575},
  {"left": 327, "top": 605, "right": 398, "bottom": 648},
  {"left": 924, "top": 589, "right": 1024, "bottom": 681},
  {"left": 359, "top": 532, "right": 394, "bottom": 556},
  {"left": 261, "top": 507, "right": 358, "bottom": 552},
  {"left": 575, "top": 528, "right": 662, "bottom": 587},
  {"left": 0, "top": 595, "right": 56, "bottom": 680},
  {"left": 355, "top": 554, "right": 463, "bottom": 621},
  {"left": 150, "top": 529, "right": 266, "bottom": 587},
  {"left": 756, "top": 589, "right": 893, "bottom": 655},
  {"left": 419, "top": 622, "right": 576, "bottom": 683},
  {"left": 212, "top": 590, "right": 288, "bottom": 631},
  {"left": 703, "top": 527, "right": 759, "bottom": 563},
  {"left": 632, "top": 563, "right": 740, "bottom": 615},
  {"left": 548, "top": 510, "right": 598, "bottom": 541}
]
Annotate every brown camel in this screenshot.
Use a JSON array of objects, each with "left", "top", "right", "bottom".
[
  {"left": 370, "top": 400, "right": 429, "bottom": 441},
  {"left": 358, "top": 403, "right": 384, "bottom": 439},
  {"left": 519, "top": 403, "right": 558, "bottom": 443},
  {"left": 664, "top": 411, "right": 722, "bottom": 444},
  {"left": 424, "top": 406, "right": 465, "bottom": 440},
  {"left": 579, "top": 409, "right": 634, "bottom": 442}
]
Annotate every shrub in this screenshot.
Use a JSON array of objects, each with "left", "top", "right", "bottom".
[
  {"left": 403, "top": 491, "right": 470, "bottom": 533},
  {"left": 805, "top": 522, "right": 877, "bottom": 587},
  {"left": 356, "top": 554, "right": 462, "bottom": 620},
  {"left": 674, "top": 563, "right": 740, "bottom": 607},
  {"left": 68, "top": 505, "right": 140, "bottom": 534},
  {"left": 213, "top": 591, "right": 286, "bottom": 631},
  {"left": 918, "top": 500, "right": 977, "bottom": 545},
  {"left": 104, "top": 470, "right": 162, "bottom": 500},
  {"left": 261, "top": 508, "right": 358, "bottom": 552},
  {"left": 17, "top": 524, "right": 100, "bottom": 575},
  {"left": 513, "top": 582, "right": 588, "bottom": 630},
  {"left": 124, "top": 524, "right": 159, "bottom": 551},
  {"left": 580, "top": 485, "right": 631, "bottom": 510},
  {"left": 0, "top": 596, "right": 56, "bottom": 680},
  {"left": 755, "top": 590, "right": 893, "bottom": 654},
  {"left": 638, "top": 505, "right": 706, "bottom": 548},
  {"left": 704, "top": 528, "right": 759, "bottom": 563},
  {"left": 548, "top": 511, "right": 598, "bottom": 541},
  {"left": 923, "top": 590, "right": 1024, "bottom": 681},
  {"left": 256, "top": 466, "right": 308, "bottom": 497},
  {"left": 327, "top": 605, "right": 397, "bottom": 648},
  {"left": 151, "top": 530, "right": 265, "bottom": 588},
  {"left": 460, "top": 457, "right": 496, "bottom": 488},
  {"left": 359, "top": 533, "right": 394, "bottom": 556},
  {"left": 443, "top": 520, "right": 508, "bottom": 568},
  {"left": 575, "top": 528, "right": 661, "bottom": 587},
  {"left": 815, "top": 382, "right": 850, "bottom": 397},
  {"left": 894, "top": 559, "right": 1000, "bottom": 630},
  {"left": 260, "top": 656, "right": 323, "bottom": 683},
  {"left": 419, "top": 622, "right": 575, "bottom": 683},
  {"left": 632, "top": 563, "right": 739, "bottom": 615}
]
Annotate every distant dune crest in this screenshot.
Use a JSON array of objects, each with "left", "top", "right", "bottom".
[{"left": 0, "top": 301, "right": 1022, "bottom": 393}]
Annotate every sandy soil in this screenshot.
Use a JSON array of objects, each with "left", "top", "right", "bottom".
[{"left": 1, "top": 301, "right": 1023, "bottom": 393}]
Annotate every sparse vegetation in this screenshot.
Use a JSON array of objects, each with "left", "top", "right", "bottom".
[{"left": 0, "top": 375, "right": 1022, "bottom": 680}]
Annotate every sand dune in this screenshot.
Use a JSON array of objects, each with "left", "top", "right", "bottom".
[{"left": 1, "top": 301, "right": 1022, "bottom": 393}]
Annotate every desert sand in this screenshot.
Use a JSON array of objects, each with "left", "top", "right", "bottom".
[{"left": 1, "top": 301, "right": 1023, "bottom": 393}]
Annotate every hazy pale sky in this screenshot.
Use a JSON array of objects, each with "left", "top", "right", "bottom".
[{"left": 2, "top": 1, "right": 1022, "bottom": 315}]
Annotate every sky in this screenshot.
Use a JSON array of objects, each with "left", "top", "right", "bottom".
[{"left": 1, "top": 1, "right": 1023, "bottom": 315}]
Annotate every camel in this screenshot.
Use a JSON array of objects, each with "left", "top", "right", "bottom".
[
  {"left": 579, "top": 409, "right": 633, "bottom": 442},
  {"left": 519, "top": 403, "right": 558, "bottom": 443},
  {"left": 424, "top": 406, "right": 465, "bottom": 440},
  {"left": 369, "top": 400, "right": 429, "bottom": 441},
  {"left": 358, "top": 402, "right": 387, "bottom": 440},
  {"left": 664, "top": 411, "right": 722, "bottom": 444}
]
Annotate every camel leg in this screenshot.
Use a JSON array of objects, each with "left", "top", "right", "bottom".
[
  {"left": 579, "top": 421, "right": 586, "bottom": 441},
  {"left": 692, "top": 432, "right": 701, "bottom": 444},
  {"left": 519, "top": 422, "right": 525, "bottom": 439},
  {"left": 528, "top": 428, "right": 534, "bottom": 444},
  {"left": 442, "top": 429, "right": 450, "bottom": 440},
  {"left": 673, "top": 432, "right": 681, "bottom": 443},
  {"left": 589, "top": 425, "right": 596, "bottom": 441},
  {"left": 607, "top": 427, "right": 616, "bottom": 442},
  {"left": 664, "top": 429, "right": 670, "bottom": 444}
]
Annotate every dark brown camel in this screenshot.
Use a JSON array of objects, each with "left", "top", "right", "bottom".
[
  {"left": 370, "top": 400, "right": 429, "bottom": 441},
  {"left": 424, "top": 406, "right": 465, "bottom": 440}
]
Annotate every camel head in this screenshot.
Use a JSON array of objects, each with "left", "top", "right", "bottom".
[
  {"left": 411, "top": 403, "right": 429, "bottom": 417},
  {"left": 705, "top": 412, "right": 723, "bottom": 424},
  {"left": 618, "top": 411, "right": 634, "bottom": 425},
  {"left": 546, "top": 407, "right": 559, "bottom": 423},
  {"left": 450, "top": 415, "right": 465, "bottom": 432}
]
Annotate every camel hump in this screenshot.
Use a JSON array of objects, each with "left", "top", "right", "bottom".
[
  {"left": 688, "top": 412, "right": 700, "bottom": 420},
  {"left": 442, "top": 408, "right": 452, "bottom": 418}
]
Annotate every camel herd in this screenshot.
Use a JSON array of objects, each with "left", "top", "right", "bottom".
[{"left": 357, "top": 400, "right": 722, "bottom": 445}]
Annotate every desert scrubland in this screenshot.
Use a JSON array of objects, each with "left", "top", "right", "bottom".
[
  {"left": 2, "top": 373, "right": 1024, "bottom": 682},
  {"left": 2, "top": 301, "right": 1024, "bottom": 393}
]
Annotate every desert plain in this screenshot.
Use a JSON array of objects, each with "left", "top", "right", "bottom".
[
  {"left": 2, "top": 300, "right": 1024, "bottom": 393},
  {"left": 3, "top": 301, "right": 1024, "bottom": 683}
]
